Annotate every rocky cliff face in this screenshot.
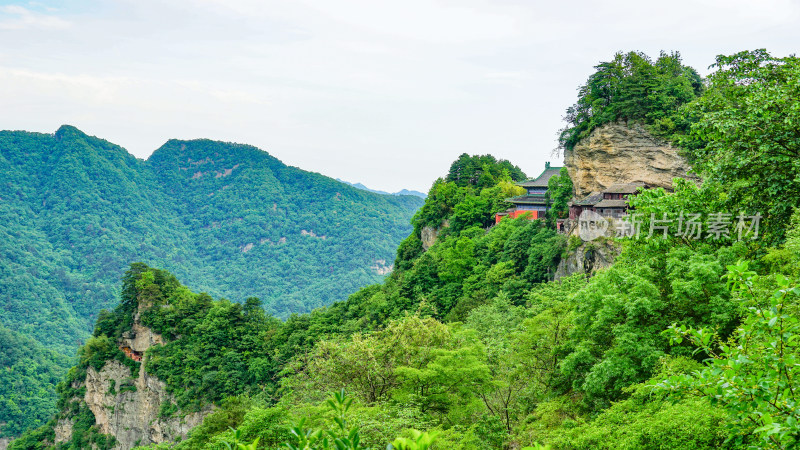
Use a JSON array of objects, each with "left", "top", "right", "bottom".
[
  {"left": 554, "top": 238, "right": 620, "bottom": 280},
  {"left": 75, "top": 360, "right": 207, "bottom": 449},
  {"left": 54, "top": 309, "right": 211, "bottom": 450},
  {"left": 421, "top": 220, "right": 449, "bottom": 251},
  {"left": 564, "top": 121, "right": 696, "bottom": 198}
]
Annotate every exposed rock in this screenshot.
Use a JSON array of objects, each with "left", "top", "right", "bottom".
[
  {"left": 421, "top": 220, "right": 449, "bottom": 250},
  {"left": 420, "top": 227, "right": 437, "bottom": 250},
  {"left": 0, "top": 437, "right": 10, "bottom": 450},
  {"left": 53, "top": 418, "right": 74, "bottom": 445},
  {"left": 300, "top": 229, "right": 326, "bottom": 239},
  {"left": 57, "top": 303, "right": 211, "bottom": 449},
  {"left": 81, "top": 360, "right": 209, "bottom": 450},
  {"left": 554, "top": 238, "right": 620, "bottom": 280},
  {"left": 371, "top": 259, "right": 393, "bottom": 275},
  {"left": 120, "top": 321, "right": 164, "bottom": 355},
  {"left": 564, "top": 121, "right": 697, "bottom": 198}
]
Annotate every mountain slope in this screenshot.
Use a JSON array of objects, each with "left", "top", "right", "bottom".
[
  {"left": 146, "top": 138, "right": 422, "bottom": 314},
  {"left": 0, "top": 126, "right": 422, "bottom": 439},
  {"left": 0, "top": 326, "right": 72, "bottom": 439}
]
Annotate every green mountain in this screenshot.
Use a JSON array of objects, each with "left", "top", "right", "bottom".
[
  {"left": 0, "top": 126, "right": 422, "bottom": 438},
  {"left": 0, "top": 325, "right": 72, "bottom": 439},
  {"left": 8, "top": 49, "right": 800, "bottom": 449}
]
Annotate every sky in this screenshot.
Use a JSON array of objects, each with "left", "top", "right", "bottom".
[{"left": 1, "top": 0, "right": 799, "bottom": 193}]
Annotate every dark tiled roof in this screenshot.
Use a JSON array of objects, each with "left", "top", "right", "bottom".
[
  {"left": 604, "top": 182, "right": 646, "bottom": 194},
  {"left": 572, "top": 192, "right": 603, "bottom": 206},
  {"left": 507, "top": 195, "right": 548, "bottom": 206},
  {"left": 594, "top": 199, "right": 628, "bottom": 208},
  {"left": 496, "top": 208, "right": 516, "bottom": 216},
  {"left": 517, "top": 166, "right": 563, "bottom": 188}
]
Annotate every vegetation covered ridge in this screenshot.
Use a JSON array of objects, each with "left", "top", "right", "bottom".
[
  {"left": 0, "top": 125, "right": 422, "bottom": 439},
  {"left": 8, "top": 48, "right": 800, "bottom": 449}
]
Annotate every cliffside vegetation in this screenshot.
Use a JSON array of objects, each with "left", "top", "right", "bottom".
[
  {"left": 559, "top": 50, "right": 703, "bottom": 151},
  {"left": 8, "top": 48, "right": 800, "bottom": 449},
  {"left": 0, "top": 127, "right": 421, "bottom": 439}
]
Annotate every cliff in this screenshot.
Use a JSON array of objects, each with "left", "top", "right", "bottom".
[
  {"left": 421, "top": 219, "right": 449, "bottom": 250},
  {"left": 56, "top": 360, "right": 208, "bottom": 449},
  {"left": 554, "top": 238, "right": 620, "bottom": 280},
  {"left": 53, "top": 304, "right": 211, "bottom": 449},
  {"left": 564, "top": 121, "right": 696, "bottom": 198}
]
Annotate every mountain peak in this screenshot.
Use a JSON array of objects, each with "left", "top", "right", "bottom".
[
  {"left": 148, "top": 138, "right": 281, "bottom": 168},
  {"left": 54, "top": 124, "right": 85, "bottom": 140}
]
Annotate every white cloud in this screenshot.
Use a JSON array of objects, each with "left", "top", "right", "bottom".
[
  {"left": 0, "top": 0, "right": 799, "bottom": 191},
  {"left": 0, "top": 4, "right": 70, "bottom": 30}
]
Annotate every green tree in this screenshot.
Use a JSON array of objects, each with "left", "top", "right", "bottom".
[
  {"left": 661, "top": 261, "right": 800, "bottom": 449},
  {"left": 682, "top": 49, "right": 800, "bottom": 243},
  {"left": 446, "top": 154, "right": 525, "bottom": 189},
  {"left": 559, "top": 51, "right": 703, "bottom": 150},
  {"left": 546, "top": 168, "right": 573, "bottom": 224}
]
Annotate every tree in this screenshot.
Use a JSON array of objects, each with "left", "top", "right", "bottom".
[
  {"left": 446, "top": 154, "right": 525, "bottom": 189},
  {"left": 284, "top": 315, "right": 490, "bottom": 418},
  {"left": 547, "top": 168, "right": 573, "bottom": 224},
  {"left": 661, "top": 261, "right": 800, "bottom": 449},
  {"left": 559, "top": 51, "right": 703, "bottom": 150},
  {"left": 682, "top": 49, "right": 800, "bottom": 243}
]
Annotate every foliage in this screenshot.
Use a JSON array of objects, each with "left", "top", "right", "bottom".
[
  {"left": 445, "top": 153, "right": 525, "bottom": 189},
  {"left": 0, "top": 327, "right": 71, "bottom": 437},
  {"left": 0, "top": 127, "right": 421, "bottom": 437},
  {"left": 387, "top": 429, "right": 439, "bottom": 450},
  {"left": 546, "top": 167, "right": 573, "bottom": 223},
  {"left": 285, "top": 390, "right": 368, "bottom": 450},
  {"left": 283, "top": 390, "right": 440, "bottom": 450},
  {"left": 410, "top": 154, "right": 525, "bottom": 235},
  {"left": 661, "top": 261, "right": 800, "bottom": 448},
  {"left": 524, "top": 358, "right": 729, "bottom": 449},
  {"left": 559, "top": 50, "right": 703, "bottom": 150},
  {"left": 170, "top": 398, "right": 291, "bottom": 449},
  {"left": 283, "top": 315, "right": 490, "bottom": 418},
  {"left": 681, "top": 49, "right": 800, "bottom": 243}
]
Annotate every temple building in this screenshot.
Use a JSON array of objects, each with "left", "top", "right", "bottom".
[
  {"left": 120, "top": 345, "right": 143, "bottom": 362},
  {"left": 568, "top": 182, "right": 647, "bottom": 219},
  {"left": 495, "top": 162, "right": 562, "bottom": 224}
]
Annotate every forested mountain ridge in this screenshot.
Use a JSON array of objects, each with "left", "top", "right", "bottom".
[
  {"left": 0, "top": 126, "right": 422, "bottom": 440},
  {"left": 8, "top": 49, "right": 800, "bottom": 449},
  {"left": 0, "top": 125, "right": 421, "bottom": 341}
]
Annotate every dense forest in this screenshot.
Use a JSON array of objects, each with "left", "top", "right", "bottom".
[
  {"left": 0, "top": 128, "right": 422, "bottom": 439},
  {"left": 8, "top": 48, "right": 800, "bottom": 449},
  {"left": 558, "top": 50, "right": 704, "bottom": 150}
]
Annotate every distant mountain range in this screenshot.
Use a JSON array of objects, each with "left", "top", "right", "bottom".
[
  {"left": 0, "top": 125, "right": 423, "bottom": 352},
  {"left": 0, "top": 125, "right": 424, "bottom": 438},
  {"left": 337, "top": 179, "right": 427, "bottom": 198}
]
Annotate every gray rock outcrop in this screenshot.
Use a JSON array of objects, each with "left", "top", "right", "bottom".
[
  {"left": 54, "top": 307, "right": 211, "bottom": 449},
  {"left": 564, "top": 121, "right": 697, "bottom": 198}
]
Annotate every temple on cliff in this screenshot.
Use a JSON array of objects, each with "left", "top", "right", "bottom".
[
  {"left": 120, "top": 345, "right": 143, "bottom": 362},
  {"left": 494, "top": 161, "right": 650, "bottom": 228},
  {"left": 568, "top": 182, "right": 647, "bottom": 220},
  {"left": 495, "top": 162, "right": 562, "bottom": 224}
]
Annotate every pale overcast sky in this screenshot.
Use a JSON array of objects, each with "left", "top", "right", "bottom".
[{"left": 1, "top": 0, "right": 798, "bottom": 192}]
